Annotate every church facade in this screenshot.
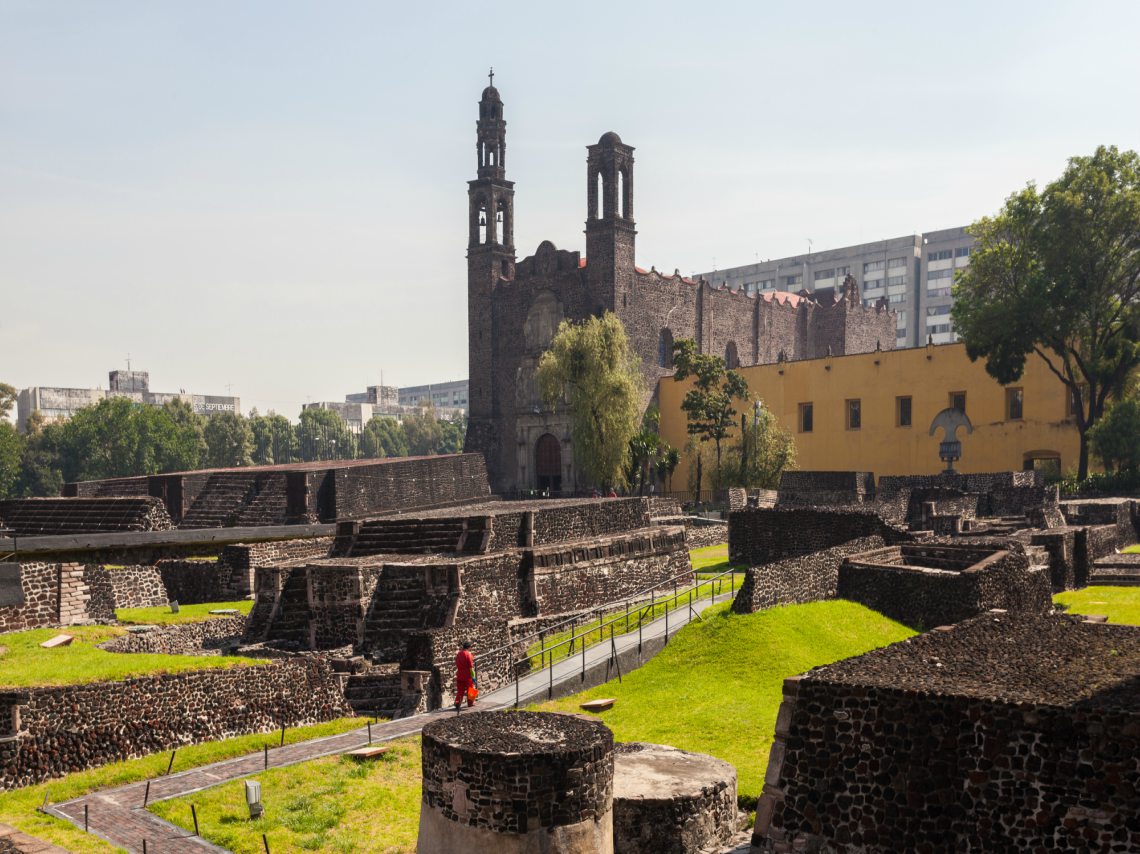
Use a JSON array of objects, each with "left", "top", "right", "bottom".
[{"left": 464, "top": 83, "right": 896, "bottom": 494}]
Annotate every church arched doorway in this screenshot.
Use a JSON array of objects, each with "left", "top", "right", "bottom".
[{"left": 535, "top": 433, "right": 562, "bottom": 493}]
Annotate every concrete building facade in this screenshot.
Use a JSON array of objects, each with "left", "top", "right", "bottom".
[
  {"left": 464, "top": 83, "right": 897, "bottom": 494},
  {"left": 16, "top": 370, "right": 240, "bottom": 433},
  {"left": 695, "top": 226, "right": 975, "bottom": 348}
]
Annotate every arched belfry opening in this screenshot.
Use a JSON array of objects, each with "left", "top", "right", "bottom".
[
  {"left": 535, "top": 433, "right": 562, "bottom": 492},
  {"left": 659, "top": 328, "right": 675, "bottom": 368},
  {"left": 617, "top": 169, "right": 625, "bottom": 218},
  {"left": 725, "top": 341, "right": 739, "bottom": 369}
]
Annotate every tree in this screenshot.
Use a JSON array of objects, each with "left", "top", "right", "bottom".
[
  {"left": 624, "top": 407, "right": 677, "bottom": 495},
  {"left": 402, "top": 402, "right": 445, "bottom": 456},
  {"left": 203, "top": 411, "right": 254, "bottom": 468},
  {"left": 952, "top": 145, "right": 1140, "bottom": 479},
  {"left": 249, "top": 411, "right": 298, "bottom": 465},
  {"left": 1089, "top": 395, "right": 1140, "bottom": 473},
  {"left": 0, "top": 421, "right": 23, "bottom": 498},
  {"left": 162, "top": 399, "right": 207, "bottom": 468},
  {"left": 360, "top": 416, "right": 408, "bottom": 458},
  {"left": 537, "top": 312, "right": 644, "bottom": 490},
  {"left": 721, "top": 401, "right": 797, "bottom": 489},
  {"left": 296, "top": 407, "right": 355, "bottom": 461},
  {"left": 14, "top": 412, "right": 63, "bottom": 497},
  {"left": 0, "top": 382, "right": 16, "bottom": 420},
  {"left": 439, "top": 415, "right": 467, "bottom": 455},
  {"left": 671, "top": 337, "right": 752, "bottom": 494}
]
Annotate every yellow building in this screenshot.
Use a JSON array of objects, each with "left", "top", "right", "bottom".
[{"left": 658, "top": 342, "right": 1083, "bottom": 480}]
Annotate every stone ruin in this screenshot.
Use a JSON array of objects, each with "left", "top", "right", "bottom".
[
  {"left": 242, "top": 497, "right": 692, "bottom": 715},
  {"left": 0, "top": 496, "right": 174, "bottom": 536},
  {"left": 752, "top": 611, "right": 1140, "bottom": 852},
  {"left": 417, "top": 711, "right": 740, "bottom": 854}
]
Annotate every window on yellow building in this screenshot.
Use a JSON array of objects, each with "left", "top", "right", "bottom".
[
  {"left": 798, "top": 402, "right": 813, "bottom": 433},
  {"left": 846, "top": 399, "right": 861, "bottom": 430},
  {"left": 896, "top": 396, "right": 912, "bottom": 427},
  {"left": 1006, "top": 387, "right": 1024, "bottom": 421},
  {"left": 950, "top": 391, "right": 966, "bottom": 414}
]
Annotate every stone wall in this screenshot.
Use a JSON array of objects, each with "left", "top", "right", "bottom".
[
  {"left": 102, "top": 565, "right": 169, "bottom": 609},
  {"left": 728, "top": 507, "right": 909, "bottom": 566},
  {"left": 776, "top": 471, "right": 875, "bottom": 507},
  {"left": 836, "top": 542, "right": 1052, "bottom": 630},
  {"left": 404, "top": 621, "right": 513, "bottom": 708},
  {"left": 218, "top": 537, "right": 333, "bottom": 597},
  {"left": 331, "top": 453, "right": 490, "bottom": 519},
  {"left": 732, "top": 536, "right": 886, "bottom": 614},
  {"left": 0, "top": 562, "right": 113, "bottom": 633},
  {"left": 753, "top": 613, "right": 1140, "bottom": 852},
  {"left": 98, "top": 615, "right": 247, "bottom": 655},
  {"left": 155, "top": 559, "right": 232, "bottom": 605},
  {"left": 0, "top": 657, "right": 351, "bottom": 790},
  {"left": 530, "top": 528, "right": 690, "bottom": 616},
  {"left": 876, "top": 471, "right": 1057, "bottom": 526}
]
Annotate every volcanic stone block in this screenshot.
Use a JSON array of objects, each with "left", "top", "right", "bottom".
[
  {"left": 418, "top": 711, "right": 614, "bottom": 853},
  {"left": 612, "top": 742, "right": 737, "bottom": 854}
]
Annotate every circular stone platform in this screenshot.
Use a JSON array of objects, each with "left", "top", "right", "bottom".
[
  {"left": 417, "top": 711, "right": 614, "bottom": 854},
  {"left": 612, "top": 742, "right": 738, "bottom": 854}
]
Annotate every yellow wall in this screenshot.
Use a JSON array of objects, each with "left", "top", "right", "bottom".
[{"left": 658, "top": 342, "right": 1083, "bottom": 480}]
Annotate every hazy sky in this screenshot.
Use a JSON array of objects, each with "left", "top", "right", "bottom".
[{"left": 3, "top": 1, "right": 1139, "bottom": 419}]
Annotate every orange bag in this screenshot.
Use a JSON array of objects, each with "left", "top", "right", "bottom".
[{"left": 467, "top": 684, "right": 479, "bottom": 702}]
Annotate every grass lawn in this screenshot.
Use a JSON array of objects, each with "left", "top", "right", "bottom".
[
  {"left": 1125, "top": 544, "right": 1140, "bottom": 554},
  {"left": 531, "top": 599, "right": 916, "bottom": 802},
  {"left": 690, "top": 543, "right": 732, "bottom": 571},
  {"left": 151, "top": 736, "right": 421, "bottom": 854},
  {"left": 0, "top": 625, "right": 263, "bottom": 688},
  {"left": 1054, "top": 586, "right": 1140, "bottom": 625},
  {"left": 116, "top": 599, "right": 254, "bottom": 625},
  {"left": 0, "top": 717, "right": 364, "bottom": 853}
]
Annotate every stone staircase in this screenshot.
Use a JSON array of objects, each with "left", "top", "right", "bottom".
[
  {"left": 342, "top": 671, "right": 403, "bottom": 718},
  {"left": 234, "top": 476, "right": 289, "bottom": 527},
  {"left": 1089, "top": 552, "right": 1140, "bottom": 586},
  {"left": 967, "top": 515, "right": 1031, "bottom": 536},
  {"left": 180, "top": 474, "right": 258, "bottom": 528},
  {"left": 266, "top": 570, "right": 311, "bottom": 646},
  {"left": 348, "top": 518, "right": 467, "bottom": 556}
]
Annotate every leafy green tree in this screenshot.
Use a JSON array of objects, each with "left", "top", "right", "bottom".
[
  {"left": 249, "top": 411, "right": 298, "bottom": 465},
  {"left": 296, "top": 407, "right": 355, "bottom": 461},
  {"left": 671, "top": 338, "right": 752, "bottom": 494},
  {"left": 952, "top": 145, "right": 1140, "bottom": 479},
  {"left": 657, "top": 445, "right": 681, "bottom": 493},
  {"left": 439, "top": 415, "right": 467, "bottom": 455},
  {"left": 624, "top": 407, "right": 677, "bottom": 495},
  {"left": 721, "top": 401, "right": 797, "bottom": 489},
  {"left": 203, "top": 411, "right": 253, "bottom": 468},
  {"left": 14, "top": 412, "right": 64, "bottom": 497},
  {"left": 537, "top": 312, "right": 644, "bottom": 490},
  {"left": 162, "top": 399, "right": 207, "bottom": 468},
  {"left": 360, "top": 416, "right": 408, "bottom": 458},
  {"left": 1089, "top": 395, "right": 1140, "bottom": 472},
  {"left": 402, "top": 402, "right": 446, "bottom": 456},
  {"left": 0, "top": 382, "right": 16, "bottom": 420},
  {"left": 0, "top": 421, "right": 24, "bottom": 498}
]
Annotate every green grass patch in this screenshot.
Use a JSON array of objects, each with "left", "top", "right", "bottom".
[
  {"left": 531, "top": 599, "right": 916, "bottom": 800},
  {"left": 1054, "top": 586, "right": 1140, "bottom": 626},
  {"left": 150, "top": 736, "right": 421, "bottom": 854},
  {"left": 0, "top": 626, "right": 263, "bottom": 688},
  {"left": 0, "top": 717, "right": 364, "bottom": 853},
  {"left": 690, "top": 543, "right": 730, "bottom": 570},
  {"left": 1124, "top": 544, "right": 1140, "bottom": 554},
  {"left": 116, "top": 600, "right": 254, "bottom": 626}
]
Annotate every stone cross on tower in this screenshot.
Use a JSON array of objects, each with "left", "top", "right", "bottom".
[{"left": 488, "top": 66, "right": 494, "bottom": 87}]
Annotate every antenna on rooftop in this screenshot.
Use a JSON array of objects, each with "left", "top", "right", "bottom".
[{"left": 126, "top": 352, "right": 131, "bottom": 371}]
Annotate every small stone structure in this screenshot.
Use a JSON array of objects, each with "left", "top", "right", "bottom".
[
  {"left": 728, "top": 506, "right": 909, "bottom": 566},
  {"left": 753, "top": 611, "right": 1140, "bottom": 852},
  {"left": 612, "top": 742, "right": 737, "bottom": 854},
  {"left": 0, "top": 562, "right": 115, "bottom": 632},
  {"left": 836, "top": 541, "right": 1052, "bottom": 628},
  {"left": 418, "top": 711, "right": 614, "bottom": 854},
  {"left": 775, "top": 471, "right": 875, "bottom": 507}
]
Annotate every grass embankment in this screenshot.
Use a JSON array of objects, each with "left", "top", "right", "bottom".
[
  {"left": 532, "top": 600, "right": 916, "bottom": 801},
  {"left": 0, "top": 625, "right": 262, "bottom": 688},
  {"left": 521, "top": 545, "right": 745, "bottom": 667},
  {"left": 151, "top": 736, "right": 421, "bottom": 854},
  {"left": 0, "top": 717, "right": 365, "bottom": 853},
  {"left": 116, "top": 599, "right": 254, "bottom": 625},
  {"left": 1055, "top": 587, "right": 1140, "bottom": 626}
]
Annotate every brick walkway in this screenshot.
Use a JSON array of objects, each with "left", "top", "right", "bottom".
[{"left": 44, "top": 588, "right": 734, "bottom": 853}]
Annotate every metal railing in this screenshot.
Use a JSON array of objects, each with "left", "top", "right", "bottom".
[{"left": 473, "top": 564, "right": 740, "bottom": 706}]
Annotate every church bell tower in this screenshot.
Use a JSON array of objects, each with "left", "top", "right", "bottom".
[{"left": 464, "top": 71, "right": 515, "bottom": 485}]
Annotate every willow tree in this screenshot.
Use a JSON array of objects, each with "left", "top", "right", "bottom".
[
  {"left": 953, "top": 145, "right": 1140, "bottom": 479},
  {"left": 537, "top": 312, "right": 644, "bottom": 490}
]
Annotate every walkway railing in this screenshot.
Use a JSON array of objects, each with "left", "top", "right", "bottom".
[{"left": 473, "top": 564, "right": 740, "bottom": 705}]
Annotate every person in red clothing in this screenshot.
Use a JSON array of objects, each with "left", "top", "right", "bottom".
[{"left": 454, "top": 641, "right": 476, "bottom": 710}]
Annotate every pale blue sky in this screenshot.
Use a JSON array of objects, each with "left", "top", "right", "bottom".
[{"left": 3, "top": 1, "right": 1138, "bottom": 418}]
